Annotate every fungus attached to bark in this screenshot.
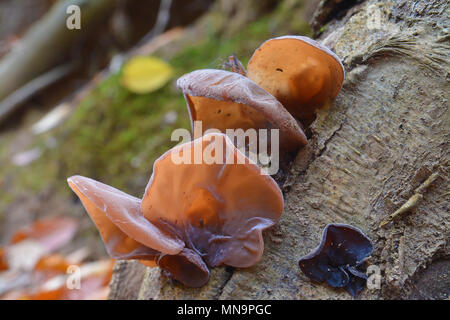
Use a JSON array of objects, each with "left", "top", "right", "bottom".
[
  {"left": 68, "top": 175, "right": 183, "bottom": 258},
  {"left": 142, "top": 133, "right": 284, "bottom": 268},
  {"left": 67, "top": 133, "right": 283, "bottom": 287},
  {"left": 157, "top": 248, "right": 210, "bottom": 288},
  {"left": 298, "top": 223, "right": 373, "bottom": 298},
  {"left": 247, "top": 36, "right": 344, "bottom": 124},
  {"left": 177, "top": 69, "right": 307, "bottom": 153}
]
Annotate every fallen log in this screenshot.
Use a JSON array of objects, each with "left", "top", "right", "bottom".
[{"left": 0, "top": 0, "right": 117, "bottom": 121}]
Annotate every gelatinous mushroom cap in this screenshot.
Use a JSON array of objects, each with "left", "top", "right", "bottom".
[
  {"left": 142, "top": 133, "right": 284, "bottom": 268},
  {"left": 67, "top": 134, "right": 283, "bottom": 287},
  {"left": 247, "top": 36, "right": 344, "bottom": 123},
  {"left": 68, "top": 176, "right": 207, "bottom": 286},
  {"left": 67, "top": 176, "right": 184, "bottom": 258},
  {"left": 298, "top": 223, "right": 373, "bottom": 297},
  {"left": 177, "top": 69, "right": 307, "bottom": 151},
  {"left": 158, "top": 248, "right": 210, "bottom": 288}
]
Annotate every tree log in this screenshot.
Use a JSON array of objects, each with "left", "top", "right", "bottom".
[
  {"left": 0, "top": 0, "right": 117, "bottom": 116},
  {"left": 110, "top": 0, "right": 449, "bottom": 299}
]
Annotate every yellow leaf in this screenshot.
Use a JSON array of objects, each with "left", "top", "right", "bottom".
[{"left": 121, "top": 56, "right": 174, "bottom": 94}]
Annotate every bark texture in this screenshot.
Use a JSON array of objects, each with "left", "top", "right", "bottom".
[{"left": 110, "top": 0, "right": 449, "bottom": 300}]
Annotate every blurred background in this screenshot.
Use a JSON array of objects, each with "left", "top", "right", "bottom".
[{"left": 0, "top": 0, "right": 320, "bottom": 299}]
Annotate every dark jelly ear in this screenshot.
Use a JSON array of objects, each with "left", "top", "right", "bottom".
[
  {"left": 298, "top": 223, "right": 373, "bottom": 297},
  {"left": 322, "top": 224, "right": 373, "bottom": 266}
]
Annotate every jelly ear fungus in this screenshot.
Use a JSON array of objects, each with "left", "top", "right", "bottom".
[
  {"left": 177, "top": 69, "right": 307, "bottom": 154},
  {"left": 247, "top": 35, "right": 344, "bottom": 127},
  {"left": 298, "top": 223, "right": 373, "bottom": 298},
  {"left": 68, "top": 133, "right": 284, "bottom": 288}
]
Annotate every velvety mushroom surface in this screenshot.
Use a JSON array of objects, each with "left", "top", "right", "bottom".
[
  {"left": 68, "top": 133, "right": 283, "bottom": 287},
  {"left": 247, "top": 36, "right": 344, "bottom": 123},
  {"left": 177, "top": 69, "right": 307, "bottom": 152}
]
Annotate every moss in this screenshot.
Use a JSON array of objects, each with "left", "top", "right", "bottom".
[{"left": 54, "top": 74, "right": 190, "bottom": 194}]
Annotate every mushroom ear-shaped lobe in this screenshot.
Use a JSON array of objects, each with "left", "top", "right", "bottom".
[
  {"left": 158, "top": 248, "right": 210, "bottom": 288},
  {"left": 142, "top": 133, "right": 283, "bottom": 268},
  {"left": 177, "top": 69, "right": 307, "bottom": 152},
  {"left": 247, "top": 36, "right": 344, "bottom": 123},
  {"left": 321, "top": 224, "right": 373, "bottom": 266},
  {"left": 67, "top": 175, "right": 184, "bottom": 257},
  {"left": 298, "top": 223, "right": 373, "bottom": 295}
]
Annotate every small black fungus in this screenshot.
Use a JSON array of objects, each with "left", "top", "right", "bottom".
[{"left": 298, "top": 223, "right": 373, "bottom": 298}]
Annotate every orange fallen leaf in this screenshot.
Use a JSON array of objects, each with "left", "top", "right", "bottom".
[
  {"left": 23, "top": 259, "right": 114, "bottom": 300},
  {"left": 35, "top": 254, "right": 72, "bottom": 273},
  {"left": 25, "top": 288, "right": 65, "bottom": 300},
  {"left": 0, "top": 247, "right": 8, "bottom": 271},
  {"left": 10, "top": 216, "right": 79, "bottom": 251}
]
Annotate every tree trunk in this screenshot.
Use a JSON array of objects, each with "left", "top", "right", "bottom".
[{"left": 109, "top": 0, "right": 449, "bottom": 300}]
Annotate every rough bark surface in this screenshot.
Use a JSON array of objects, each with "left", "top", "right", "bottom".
[{"left": 110, "top": 0, "right": 449, "bottom": 300}]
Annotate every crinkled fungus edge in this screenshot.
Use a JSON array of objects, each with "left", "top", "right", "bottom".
[{"left": 249, "top": 35, "right": 345, "bottom": 92}]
